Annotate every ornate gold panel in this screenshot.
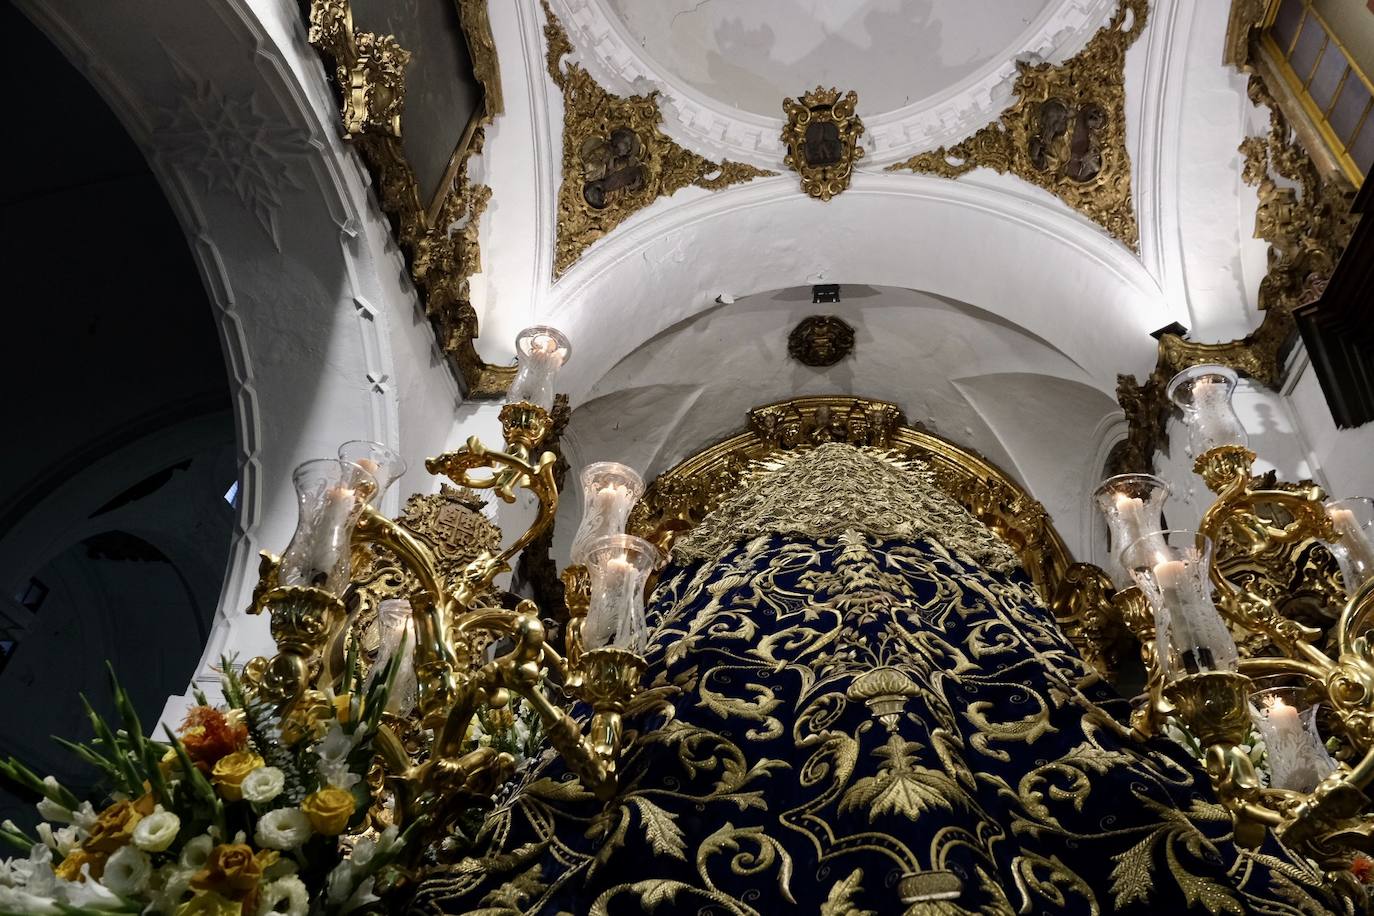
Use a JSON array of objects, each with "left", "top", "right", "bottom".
[
  {"left": 1110, "top": 76, "right": 1355, "bottom": 477},
  {"left": 627, "top": 396, "right": 1131, "bottom": 678},
  {"left": 308, "top": 0, "right": 514, "bottom": 397},
  {"left": 886, "top": 0, "right": 1146, "bottom": 250},
  {"left": 541, "top": 2, "right": 774, "bottom": 276},
  {"left": 781, "top": 87, "right": 865, "bottom": 200}
]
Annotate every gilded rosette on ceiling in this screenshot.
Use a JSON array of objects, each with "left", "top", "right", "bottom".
[
  {"left": 781, "top": 87, "right": 865, "bottom": 201},
  {"left": 887, "top": 0, "right": 1147, "bottom": 250},
  {"left": 307, "top": 0, "right": 513, "bottom": 397},
  {"left": 541, "top": 2, "right": 774, "bottom": 277}
]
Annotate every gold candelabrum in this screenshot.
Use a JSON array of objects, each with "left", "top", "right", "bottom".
[
  {"left": 240, "top": 327, "right": 652, "bottom": 840},
  {"left": 1097, "top": 364, "right": 1374, "bottom": 870}
]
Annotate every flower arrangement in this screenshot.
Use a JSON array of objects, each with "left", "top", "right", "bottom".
[{"left": 0, "top": 652, "right": 414, "bottom": 915}]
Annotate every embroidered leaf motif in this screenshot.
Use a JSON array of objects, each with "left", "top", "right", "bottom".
[
  {"left": 821, "top": 868, "right": 876, "bottom": 916},
  {"left": 631, "top": 797, "right": 688, "bottom": 859},
  {"left": 1108, "top": 830, "right": 1157, "bottom": 908},
  {"left": 839, "top": 735, "right": 958, "bottom": 819}
]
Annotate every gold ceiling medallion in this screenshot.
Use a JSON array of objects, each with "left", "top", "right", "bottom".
[
  {"left": 308, "top": 0, "right": 514, "bottom": 397},
  {"left": 886, "top": 0, "right": 1146, "bottom": 250},
  {"left": 627, "top": 396, "right": 1131, "bottom": 678},
  {"left": 788, "top": 315, "right": 855, "bottom": 366},
  {"left": 541, "top": 2, "right": 774, "bottom": 276},
  {"left": 1110, "top": 76, "right": 1355, "bottom": 477},
  {"left": 780, "top": 87, "right": 865, "bottom": 200}
]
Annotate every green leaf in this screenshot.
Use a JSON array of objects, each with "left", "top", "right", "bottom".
[{"left": 81, "top": 695, "right": 141, "bottom": 796}]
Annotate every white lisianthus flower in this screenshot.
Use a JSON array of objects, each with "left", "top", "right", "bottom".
[
  {"left": 179, "top": 834, "right": 214, "bottom": 870},
  {"left": 256, "top": 874, "right": 310, "bottom": 916},
  {"left": 132, "top": 806, "right": 181, "bottom": 853},
  {"left": 255, "top": 808, "right": 313, "bottom": 851},
  {"left": 240, "top": 766, "right": 285, "bottom": 804},
  {"left": 100, "top": 845, "right": 151, "bottom": 897}
]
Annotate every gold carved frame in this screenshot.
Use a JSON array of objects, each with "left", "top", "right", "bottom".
[
  {"left": 627, "top": 396, "right": 1131, "bottom": 678},
  {"left": 308, "top": 0, "right": 514, "bottom": 397},
  {"left": 781, "top": 87, "right": 865, "bottom": 201}
]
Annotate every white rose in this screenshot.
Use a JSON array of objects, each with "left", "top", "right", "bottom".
[
  {"left": 254, "top": 808, "right": 313, "bottom": 851},
  {"left": 100, "top": 845, "right": 151, "bottom": 897},
  {"left": 178, "top": 834, "right": 214, "bottom": 870},
  {"left": 132, "top": 806, "right": 181, "bottom": 853},
  {"left": 241, "top": 766, "right": 285, "bottom": 804},
  {"left": 256, "top": 874, "right": 310, "bottom": 916}
]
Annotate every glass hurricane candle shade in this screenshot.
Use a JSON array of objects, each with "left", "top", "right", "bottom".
[
  {"left": 1325, "top": 497, "right": 1374, "bottom": 593},
  {"left": 1094, "top": 473, "right": 1171, "bottom": 586},
  {"left": 1166, "top": 364, "right": 1248, "bottom": 458},
  {"left": 569, "top": 462, "right": 645, "bottom": 564},
  {"left": 366, "top": 599, "right": 418, "bottom": 716},
  {"left": 1126, "top": 529, "right": 1238, "bottom": 679},
  {"left": 583, "top": 534, "right": 659, "bottom": 652},
  {"left": 1248, "top": 687, "right": 1337, "bottom": 793},
  {"left": 337, "top": 440, "right": 407, "bottom": 506},
  {"left": 508, "top": 326, "right": 572, "bottom": 411},
  {"left": 278, "top": 458, "right": 376, "bottom": 596}
]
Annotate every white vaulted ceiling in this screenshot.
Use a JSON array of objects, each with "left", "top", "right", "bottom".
[{"left": 603, "top": 0, "right": 1054, "bottom": 116}]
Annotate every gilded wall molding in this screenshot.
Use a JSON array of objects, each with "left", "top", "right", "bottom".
[
  {"left": 781, "top": 87, "right": 865, "bottom": 200},
  {"left": 308, "top": 0, "right": 514, "bottom": 398},
  {"left": 628, "top": 396, "right": 1131, "bottom": 678},
  {"left": 540, "top": 1, "right": 774, "bottom": 277},
  {"left": 885, "top": 0, "right": 1146, "bottom": 250},
  {"left": 1109, "top": 76, "right": 1355, "bottom": 475}
]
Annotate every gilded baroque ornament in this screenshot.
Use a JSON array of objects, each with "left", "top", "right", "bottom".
[
  {"left": 886, "top": 0, "right": 1147, "bottom": 250},
  {"left": 307, "top": 0, "right": 514, "bottom": 397},
  {"left": 788, "top": 315, "right": 855, "bottom": 366},
  {"left": 541, "top": 2, "right": 774, "bottom": 276},
  {"left": 780, "top": 87, "right": 865, "bottom": 200},
  {"left": 1109, "top": 77, "right": 1355, "bottom": 478}
]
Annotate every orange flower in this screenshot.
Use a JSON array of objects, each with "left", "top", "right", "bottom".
[
  {"left": 190, "top": 843, "right": 265, "bottom": 905},
  {"left": 179, "top": 707, "right": 247, "bottom": 768},
  {"left": 84, "top": 800, "right": 143, "bottom": 855}
]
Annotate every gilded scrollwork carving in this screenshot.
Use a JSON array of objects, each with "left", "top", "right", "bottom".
[
  {"left": 1109, "top": 75, "right": 1356, "bottom": 477},
  {"left": 541, "top": 2, "right": 774, "bottom": 276},
  {"left": 886, "top": 0, "right": 1146, "bottom": 249},
  {"left": 781, "top": 87, "right": 865, "bottom": 200},
  {"left": 307, "top": 0, "right": 514, "bottom": 397}
]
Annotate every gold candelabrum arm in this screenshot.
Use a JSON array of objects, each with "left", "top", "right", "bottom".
[
  {"left": 1147, "top": 444, "right": 1374, "bottom": 870},
  {"left": 242, "top": 403, "right": 649, "bottom": 838}
]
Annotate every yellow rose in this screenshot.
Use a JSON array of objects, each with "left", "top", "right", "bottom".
[
  {"left": 211, "top": 751, "right": 264, "bottom": 802},
  {"left": 175, "top": 890, "right": 244, "bottom": 916},
  {"left": 84, "top": 800, "right": 143, "bottom": 855},
  {"left": 54, "top": 847, "right": 107, "bottom": 881},
  {"left": 190, "top": 843, "right": 263, "bottom": 903},
  {"left": 301, "top": 786, "right": 356, "bottom": 835}
]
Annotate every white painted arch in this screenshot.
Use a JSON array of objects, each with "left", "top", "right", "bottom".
[{"left": 544, "top": 170, "right": 1176, "bottom": 405}]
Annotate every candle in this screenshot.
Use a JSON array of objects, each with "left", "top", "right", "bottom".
[
  {"left": 1261, "top": 696, "right": 1325, "bottom": 792},
  {"left": 1330, "top": 507, "right": 1374, "bottom": 585},
  {"left": 1153, "top": 557, "right": 1212, "bottom": 673}
]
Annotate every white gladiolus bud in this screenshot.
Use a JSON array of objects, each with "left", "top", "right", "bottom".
[
  {"left": 101, "top": 845, "right": 152, "bottom": 897},
  {"left": 254, "top": 808, "right": 313, "bottom": 851},
  {"left": 133, "top": 807, "right": 181, "bottom": 853},
  {"left": 35, "top": 797, "right": 72, "bottom": 825},
  {"left": 240, "top": 766, "right": 285, "bottom": 804}
]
